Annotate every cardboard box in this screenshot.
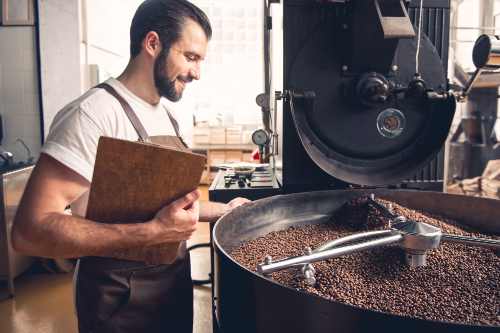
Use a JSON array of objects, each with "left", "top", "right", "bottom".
[{"left": 210, "top": 127, "right": 226, "bottom": 144}]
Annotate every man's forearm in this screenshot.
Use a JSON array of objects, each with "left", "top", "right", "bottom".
[
  {"left": 199, "top": 201, "right": 228, "bottom": 222},
  {"left": 15, "top": 202, "right": 226, "bottom": 260},
  {"left": 14, "top": 212, "right": 157, "bottom": 260}
]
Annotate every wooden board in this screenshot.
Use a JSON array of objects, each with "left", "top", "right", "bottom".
[{"left": 86, "top": 136, "right": 206, "bottom": 263}]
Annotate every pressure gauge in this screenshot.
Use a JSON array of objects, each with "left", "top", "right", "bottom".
[
  {"left": 252, "top": 129, "right": 271, "bottom": 146},
  {"left": 255, "top": 93, "right": 269, "bottom": 108}
]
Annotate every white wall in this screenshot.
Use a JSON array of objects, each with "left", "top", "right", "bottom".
[
  {"left": 38, "top": 0, "right": 81, "bottom": 139},
  {"left": 0, "top": 26, "right": 41, "bottom": 162},
  {"left": 81, "top": 0, "right": 142, "bottom": 84}
]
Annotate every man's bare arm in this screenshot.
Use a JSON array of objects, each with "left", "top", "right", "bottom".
[
  {"left": 12, "top": 153, "right": 199, "bottom": 260},
  {"left": 199, "top": 197, "right": 250, "bottom": 222}
]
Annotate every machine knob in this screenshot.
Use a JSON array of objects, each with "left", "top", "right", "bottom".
[
  {"left": 356, "top": 72, "right": 391, "bottom": 106},
  {"left": 406, "top": 74, "right": 427, "bottom": 100}
]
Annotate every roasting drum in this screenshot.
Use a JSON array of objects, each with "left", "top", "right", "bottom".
[{"left": 213, "top": 189, "right": 499, "bottom": 333}]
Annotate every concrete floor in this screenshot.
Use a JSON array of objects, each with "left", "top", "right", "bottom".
[{"left": 0, "top": 187, "right": 213, "bottom": 333}]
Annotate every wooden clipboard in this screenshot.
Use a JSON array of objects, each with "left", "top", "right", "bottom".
[{"left": 85, "top": 136, "right": 206, "bottom": 263}]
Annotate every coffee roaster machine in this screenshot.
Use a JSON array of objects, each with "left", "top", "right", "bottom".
[{"left": 208, "top": 0, "right": 500, "bottom": 332}]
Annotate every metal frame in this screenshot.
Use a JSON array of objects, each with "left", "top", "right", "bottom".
[{"left": 0, "top": 172, "right": 13, "bottom": 299}]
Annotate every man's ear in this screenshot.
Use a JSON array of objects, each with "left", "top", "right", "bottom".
[{"left": 143, "top": 31, "right": 162, "bottom": 58}]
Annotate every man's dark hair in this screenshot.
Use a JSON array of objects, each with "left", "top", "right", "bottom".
[{"left": 130, "top": 0, "right": 212, "bottom": 58}]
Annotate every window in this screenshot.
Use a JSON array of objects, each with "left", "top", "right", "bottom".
[{"left": 186, "top": 0, "right": 264, "bottom": 126}]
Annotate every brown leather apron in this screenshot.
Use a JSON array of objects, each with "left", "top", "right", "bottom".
[{"left": 75, "top": 83, "right": 193, "bottom": 333}]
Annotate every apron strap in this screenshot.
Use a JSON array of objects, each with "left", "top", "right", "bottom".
[
  {"left": 96, "top": 83, "right": 150, "bottom": 142},
  {"left": 163, "top": 106, "right": 189, "bottom": 148},
  {"left": 164, "top": 107, "right": 181, "bottom": 138}
]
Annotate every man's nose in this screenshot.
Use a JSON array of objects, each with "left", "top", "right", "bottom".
[{"left": 190, "top": 64, "right": 201, "bottom": 80}]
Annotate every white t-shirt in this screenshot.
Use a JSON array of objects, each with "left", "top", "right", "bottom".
[{"left": 42, "top": 78, "right": 181, "bottom": 217}]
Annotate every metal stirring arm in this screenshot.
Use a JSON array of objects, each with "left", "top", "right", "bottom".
[
  {"left": 441, "top": 234, "right": 500, "bottom": 250},
  {"left": 258, "top": 194, "right": 499, "bottom": 283},
  {"left": 257, "top": 232, "right": 403, "bottom": 275},
  {"left": 313, "top": 230, "right": 396, "bottom": 253},
  {"left": 367, "top": 195, "right": 500, "bottom": 250}
]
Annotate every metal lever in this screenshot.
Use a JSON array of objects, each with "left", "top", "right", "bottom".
[
  {"left": 368, "top": 194, "right": 500, "bottom": 250},
  {"left": 441, "top": 234, "right": 500, "bottom": 250},
  {"left": 460, "top": 67, "right": 483, "bottom": 100},
  {"left": 300, "top": 229, "right": 396, "bottom": 286},
  {"left": 459, "top": 35, "right": 500, "bottom": 101},
  {"left": 313, "top": 230, "right": 395, "bottom": 253},
  {"left": 257, "top": 232, "right": 403, "bottom": 275}
]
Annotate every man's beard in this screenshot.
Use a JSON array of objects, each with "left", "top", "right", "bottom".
[{"left": 154, "top": 50, "right": 185, "bottom": 102}]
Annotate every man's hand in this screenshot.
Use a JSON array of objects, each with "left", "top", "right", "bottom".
[
  {"left": 199, "top": 197, "right": 251, "bottom": 223},
  {"left": 148, "top": 189, "right": 201, "bottom": 244},
  {"left": 227, "top": 197, "right": 251, "bottom": 210}
]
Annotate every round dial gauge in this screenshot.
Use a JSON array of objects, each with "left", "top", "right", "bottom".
[
  {"left": 252, "top": 129, "right": 270, "bottom": 146},
  {"left": 255, "top": 93, "right": 268, "bottom": 108},
  {"left": 376, "top": 108, "right": 406, "bottom": 139}
]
